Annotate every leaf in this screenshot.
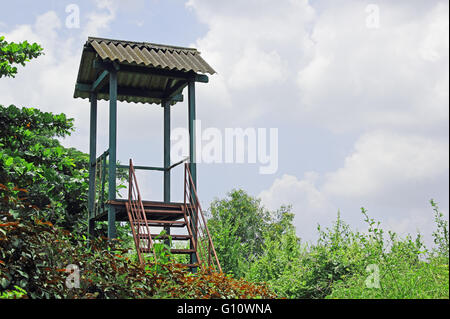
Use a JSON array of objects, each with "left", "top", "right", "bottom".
[{"left": 4, "top": 157, "right": 13, "bottom": 167}]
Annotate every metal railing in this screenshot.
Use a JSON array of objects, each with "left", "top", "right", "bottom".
[
  {"left": 184, "top": 163, "right": 222, "bottom": 272},
  {"left": 92, "top": 149, "right": 109, "bottom": 219},
  {"left": 126, "top": 159, "right": 156, "bottom": 266},
  {"left": 91, "top": 151, "right": 189, "bottom": 220}
]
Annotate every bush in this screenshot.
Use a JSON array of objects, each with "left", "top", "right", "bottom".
[
  {"left": 0, "top": 210, "right": 275, "bottom": 299},
  {"left": 244, "top": 204, "right": 449, "bottom": 299},
  {"left": 326, "top": 204, "right": 449, "bottom": 299},
  {"left": 0, "top": 104, "right": 89, "bottom": 231}
]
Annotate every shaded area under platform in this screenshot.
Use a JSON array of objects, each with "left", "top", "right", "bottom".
[{"left": 92, "top": 199, "right": 191, "bottom": 222}]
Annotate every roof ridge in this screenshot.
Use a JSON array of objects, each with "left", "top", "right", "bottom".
[{"left": 87, "top": 36, "right": 199, "bottom": 53}]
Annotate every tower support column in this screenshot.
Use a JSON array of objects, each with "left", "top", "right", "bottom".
[
  {"left": 88, "top": 92, "right": 97, "bottom": 239},
  {"left": 188, "top": 80, "right": 198, "bottom": 268},
  {"left": 108, "top": 69, "right": 118, "bottom": 239},
  {"left": 163, "top": 99, "right": 171, "bottom": 243}
]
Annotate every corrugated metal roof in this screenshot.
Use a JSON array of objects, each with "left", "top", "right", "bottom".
[
  {"left": 87, "top": 37, "right": 216, "bottom": 74},
  {"left": 73, "top": 37, "right": 215, "bottom": 105}
]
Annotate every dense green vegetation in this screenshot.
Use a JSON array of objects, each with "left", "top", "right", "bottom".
[
  {"left": 0, "top": 37, "right": 448, "bottom": 299},
  {"left": 0, "top": 36, "right": 88, "bottom": 231},
  {"left": 208, "top": 190, "right": 449, "bottom": 299},
  {"left": 0, "top": 104, "right": 89, "bottom": 231},
  {"left": 0, "top": 208, "right": 274, "bottom": 299},
  {"left": 207, "top": 190, "right": 292, "bottom": 278}
]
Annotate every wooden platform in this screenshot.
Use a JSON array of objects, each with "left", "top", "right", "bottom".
[{"left": 92, "top": 199, "right": 189, "bottom": 222}]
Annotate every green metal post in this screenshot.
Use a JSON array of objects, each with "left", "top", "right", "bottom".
[
  {"left": 163, "top": 99, "right": 171, "bottom": 242},
  {"left": 163, "top": 99, "right": 171, "bottom": 203},
  {"left": 108, "top": 70, "right": 117, "bottom": 239},
  {"left": 88, "top": 93, "right": 97, "bottom": 239},
  {"left": 188, "top": 80, "right": 197, "bottom": 268},
  {"left": 188, "top": 81, "right": 197, "bottom": 188}
]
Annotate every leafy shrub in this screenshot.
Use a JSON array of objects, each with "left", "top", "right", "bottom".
[
  {"left": 0, "top": 285, "right": 27, "bottom": 299},
  {"left": 0, "top": 209, "right": 275, "bottom": 299},
  {"left": 247, "top": 210, "right": 303, "bottom": 297},
  {"left": 207, "top": 189, "right": 295, "bottom": 279},
  {"left": 326, "top": 205, "right": 448, "bottom": 299},
  {"left": 244, "top": 204, "right": 449, "bottom": 299},
  {"left": 0, "top": 104, "right": 89, "bottom": 231}
]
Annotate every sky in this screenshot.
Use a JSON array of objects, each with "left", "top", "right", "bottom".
[{"left": 0, "top": 0, "right": 448, "bottom": 247}]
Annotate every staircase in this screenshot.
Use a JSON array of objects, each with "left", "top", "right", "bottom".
[{"left": 125, "top": 159, "right": 221, "bottom": 272}]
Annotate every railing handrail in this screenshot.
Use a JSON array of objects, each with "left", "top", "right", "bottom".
[
  {"left": 168, "top": 156, "right": 190, "bottom": 171},
  {"left": 117, "top": 156, "right": 190, "bottom": 172},
  {"left": 92, "top": 150, "right": 109, "bottom": 218},
  {"left": 91, "top": 150, "right": 188, "bottom": 219},
  {"left": 184, "top": 163, "right": 222, "bottom": 272},
  {"left": 92, "top": 149, "right": 109, "bottom": 167},
  {"left": 127, "top": 159, "right": 157, "bottom": 266}
]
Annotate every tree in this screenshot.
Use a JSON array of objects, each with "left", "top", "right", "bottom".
[
  {"left": 206, "top": 189, "right": 295, "bottom": 279},
  {"left": 0, "top": 37, "right": 89, "bottom": 231},
  {"left": 206, "top": 190, "right": 269, "bottom": 277},
  {"left": 247, "top": 210, "right": 303, "bottom": 298},
  {"left": 0, "top": 36, "right": 43, "bottom": 78},
  {"left": 0, "top": 104, "right": 89, "bottom": 230}
]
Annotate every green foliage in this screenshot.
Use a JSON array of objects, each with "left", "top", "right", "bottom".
[
  {"left": 265, "top": 212, "right": 366, "bottom": 298},
  {"left": 0, "top": 285, "right": 27, "bottom": 299},
  {"left": 327, "top": 255, "right": 449, "bottom": 299},
  {"left": 0, "top": 209, "right": 275, "bottom": 299},
  {"left": 247, "top": 210, "right": 303, "bottom": 297},
  {"left": 325, "top": 207, "right": 448, "bottom": 299},
  {"left": 0, "top": 36, "right": 43, "bottom": 78},
  {"left": 207, "top": 189, "right": 274, "bottom": 278},
  {"left": 207, "top": 190, "right": 448, "bottom": 299},
  {"left": 0, "top": 104, "right": 89, "bottom": 231},
  {"left": 430, "top": 199, "right": 449, "bottom": 260}
]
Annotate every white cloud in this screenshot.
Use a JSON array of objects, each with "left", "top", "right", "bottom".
[
  {"left": 259, "top": 129, "right": 448, "bottom": 244},
  {"left": 258, "top": 173, "right": 336, "bottom": 242},
  {"left": 188, "top": 0, "right": 448, "bottom": 133},
  {"left": 187, "top": 0, "right": 316, "bottom": 125},
  {"left": 296, "top": 1, "right": 449, "bottom": 133},
  {"left": 34, "top": 11, "right": 62, "bottom": 41},
  {"left": 82, "top": 0, "right": 117, "bottom": 38},
  {"left": 323, "top": 130, "right": 449, "bottom": 198},
  {"left": 188, "top": 0, "right": 449, "bottom": 246},
  {"left": 419, "top": 2, "right": 449, "bottom": 62},
  {"left": 228, "top": 46, "right": 287, "bottom": 90}
]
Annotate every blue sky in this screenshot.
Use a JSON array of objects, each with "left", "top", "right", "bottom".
[{"left": 0, "top": 0, "right": 448, "bottom": 246}]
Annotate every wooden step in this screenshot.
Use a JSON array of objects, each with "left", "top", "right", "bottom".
[
  {"left": 144, "top": 209, "right": 184, "bottom": 214},
  {"left": 108, "top": 199, "right": 184, "bottom": 208},
  {"left": 138, "top": 234, "right": 191, "bottom": 240},
  {"left": 145, "top": 220, "right": 187, "bottom": 227},
  {"left": 177, "top": 263, "right": 199, "bottom": 269},
  {"left": 139, "top": 248, "right": 196, "bottom": 254},
  {"left": 170, "top": 249, "right": 196, "bottom": 254},
  {"left": 107, "top": 199, "right": 187, "bottom": 222},
  {"left": 132, "top": 221, "right": 186, "bottom": 227}
]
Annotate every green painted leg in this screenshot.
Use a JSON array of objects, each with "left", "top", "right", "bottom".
[
  {"left": 108, "top": 70, "right": 117, "bottom": 239},
  {"left": 188, "top": 80, "right": 198, "bottom": 271},
  {"left": 88, "top": 93, "right": 97, "bottom": 240}
]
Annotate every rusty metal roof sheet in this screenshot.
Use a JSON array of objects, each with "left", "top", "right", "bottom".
[{"left": 74, "top": 37, "right": 215, "bottom": 104}]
